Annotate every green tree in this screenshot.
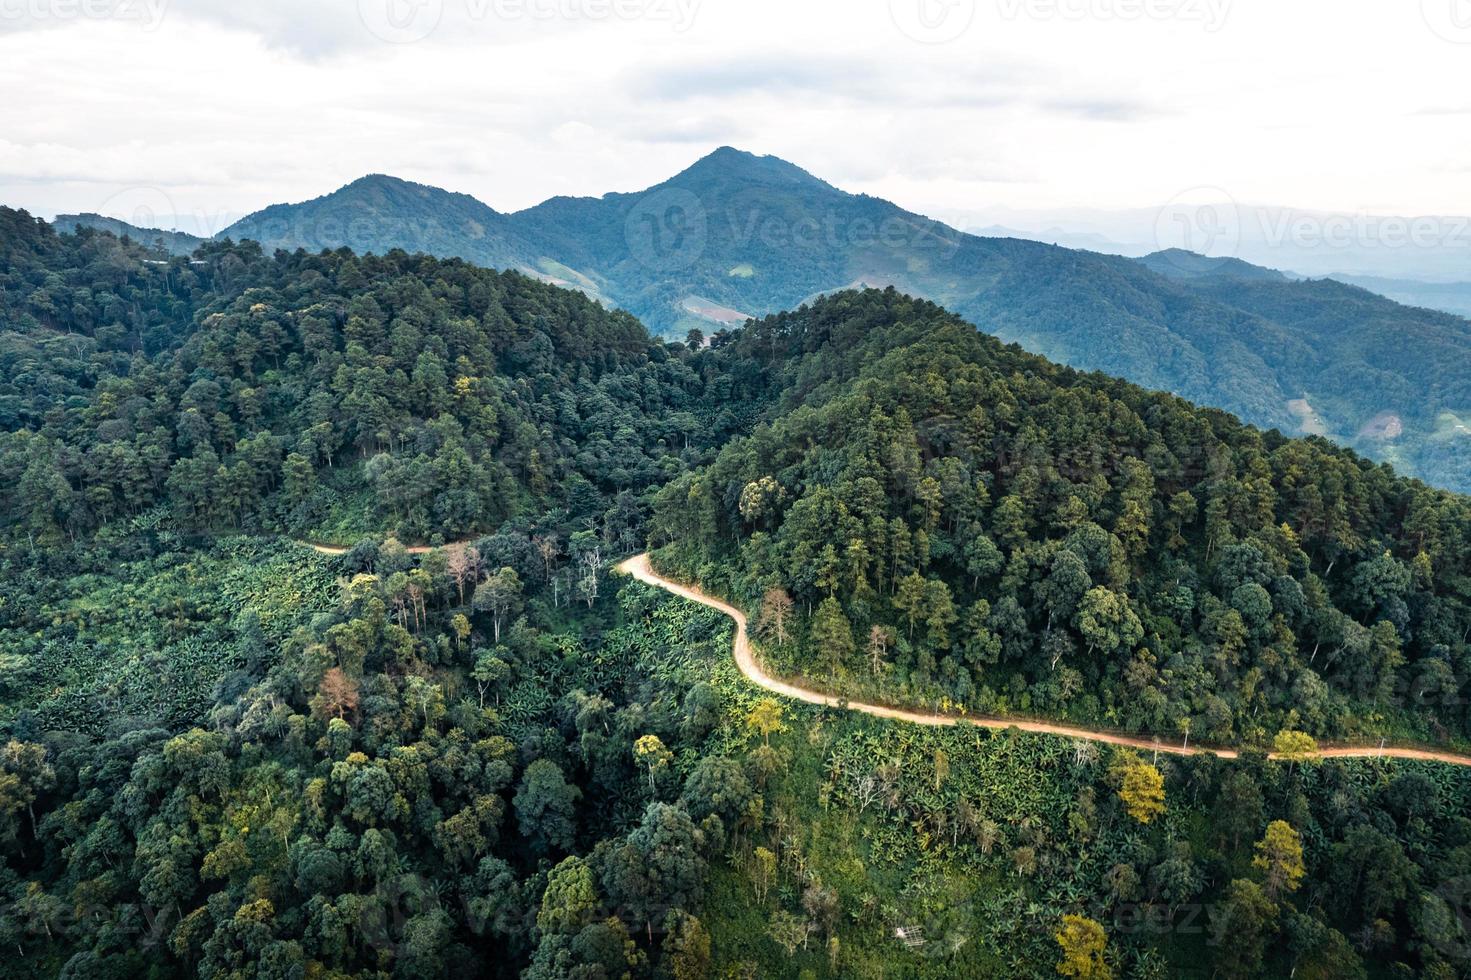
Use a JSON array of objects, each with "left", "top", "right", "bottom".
[
  {"left": 473, "top": 566, "right": 523, "bottom": 644},
  {"left": 1074, "top": 588, "right": 1144, "bottom": 658},
  {"left": 515, "top": 759, "right": 581, "bottom": 856},
  {"left": 539, "top": 856, "right": 601, "bottom": 935},
  {"left": 1210, "top": 880, "right": 1278, "bottom": 979},
  {"left": 810, "top": 597, "right": 854, "bottom": 678},
  {"left": 600, "top": 803, "right": 706, "bottom": 942},
  {"left": 662, "top": 910, "right": 712, "bottom": 980}
]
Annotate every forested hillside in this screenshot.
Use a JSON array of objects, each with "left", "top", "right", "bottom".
[
  {"left": 3, "top": 219, "right": 1471, "bottom": 978},
  {"left": 0, "top": 207, "right": 739, "bottom": 545},
  {"left": 1139, "top": 259, "right": 1471, "bottom": 492},
  {"left": 129, "top": 147, "right": 1471, "bottom": 493},
  {"left": 218, "top": 175, "right": 539, "bottom": 275},
  {"left": 652, "top": 290, "right": 1471, "bottom": 749},
  {"left": 8, "top": 532, "right": 1470, "bottom": 979}
]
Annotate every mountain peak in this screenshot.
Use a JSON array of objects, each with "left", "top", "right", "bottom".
[
  {"left": 344, "top": 173, "right": 411, "bottom": 189},
  {"left": 336, "top": 173, "right": 435, "bottom": 196},
  {"left": 671, "top": 146, "right": 832, "bottom": 191},
  {"left": 1138, "top": 248, "right": 1287, "bottom": 283}
]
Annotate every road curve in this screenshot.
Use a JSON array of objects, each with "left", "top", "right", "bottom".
[{"left": 616, "top": 553, "right": 1471, "bottom": 769}]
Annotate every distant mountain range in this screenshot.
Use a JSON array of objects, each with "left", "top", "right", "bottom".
[
  {"left": 1326, "top": 273, "right": 1471, "bottom": 319},
  {"left": 957, "top": 202, "right": 1471, "bottom": 283},
  {"left": 48, "top": 148, "right": 1471, "bottom": 493}
]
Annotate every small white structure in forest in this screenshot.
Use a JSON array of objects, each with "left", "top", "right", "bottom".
[{"left": 894, "top": 926, "right": 926, "bottom": 948}]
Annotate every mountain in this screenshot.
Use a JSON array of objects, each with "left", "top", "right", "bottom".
[
  {"left": 1147, "top": 270, "right": 1471, "bottom": 489},
  {"left": 967, "top": 222, "right": 1150, "bottom": 255},
  {"left": 41, "top": 149, "right": 1471, "bottom": 493},
  {"left": 1329, "top": 272, "right": 1471, "bottom": 319},
  {"left": 509, "top": 147, "right": 959, "bottom": 332},
  {"left": 53, "top": 212, "right": 205, "bottom": 255},
  {"left": 1135, "top": 248, "right": 1289, "bottom": 282},
  {"left": 217, "top": 173, "right": 547, "bottom": 277}
]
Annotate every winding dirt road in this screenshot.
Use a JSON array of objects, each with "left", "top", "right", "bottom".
[{"left": 617, "top": 553, "right": 1471, "bottom": 769}]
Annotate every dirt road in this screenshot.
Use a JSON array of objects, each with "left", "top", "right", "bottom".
[{"left": 616, "top": 553, "right": 1471, "bottom": 768}]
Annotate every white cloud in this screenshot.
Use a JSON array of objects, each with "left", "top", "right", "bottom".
[{"left": 2, "top": 0, "right": 1469, "bottom": 227}]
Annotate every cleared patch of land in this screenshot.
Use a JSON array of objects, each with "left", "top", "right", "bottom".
[
  {"left": 681, "top": 295, "right": 753, "bottom": 326},
  {"left": 1358, "top": 410, "right": 1404, "bottom": 440},
  {"left": 1287, "top": 396, "right": 1329, "bottom": 437}
]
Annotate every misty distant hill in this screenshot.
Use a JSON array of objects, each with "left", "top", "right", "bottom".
[{"left": 54, "top": 213, "right": 204, "bottom": 256}]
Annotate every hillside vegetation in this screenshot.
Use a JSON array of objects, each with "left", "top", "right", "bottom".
[
  {"left": 0, "top": 208, "right": 739, "bottom": 544},
  {"left": 2, "top": 221, "right": 1471, "bottom": 978},
  {"left": 652, "top": 290, "right": 1471, "bottom": 749},
  {"left": 82, "top": 148, "right": 1471, "bottom": 493}
]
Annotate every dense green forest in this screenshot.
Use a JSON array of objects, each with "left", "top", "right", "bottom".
[
  {"left": 9, "top": 533, "right": 1471, "bottom": 979},
  {"left": 0, "top": 207, "right": 743, "bottom": 544},
  {"left": 127, "top": 146, "right": 1471, "bottom": 493},
  {"left": 2, "top": 217, "right": 1471, "bottom": 977},
  {"left": 652, "top": 290, "right": 1471, "bottom": 748}
]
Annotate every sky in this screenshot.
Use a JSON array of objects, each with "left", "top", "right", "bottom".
[{"left": 3, "top": 0, "right": 1471, "bottom": 240}]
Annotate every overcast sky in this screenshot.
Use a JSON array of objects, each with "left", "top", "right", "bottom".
[{"left": 4, "top": 0, "right": 1471, "bottom": 235}]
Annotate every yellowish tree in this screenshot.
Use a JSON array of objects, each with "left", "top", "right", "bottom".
[
  {"left": 1111, "top": 753, "right": 1165, "bottom": 824},
  {"left": 1272, "top": 730, "right": 1319, "bottom": 778},
  {"left": 633, "top": 734, "right": 673, "bottom": 794},
  {"left": 746, "top": 699, "right": 786, "bottom": 746},
  {"left": 752, "top": 846, "right": 777, "bottom": 904},
  {"left": 1252, "top": 820, "right": 1306, "bottom": 898},
  {"left": 933, "top": 748, "right": 950, "bottom": 792},
  {"left": 1054, "top": 914, "right": 1112, "bottom": 979}
]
